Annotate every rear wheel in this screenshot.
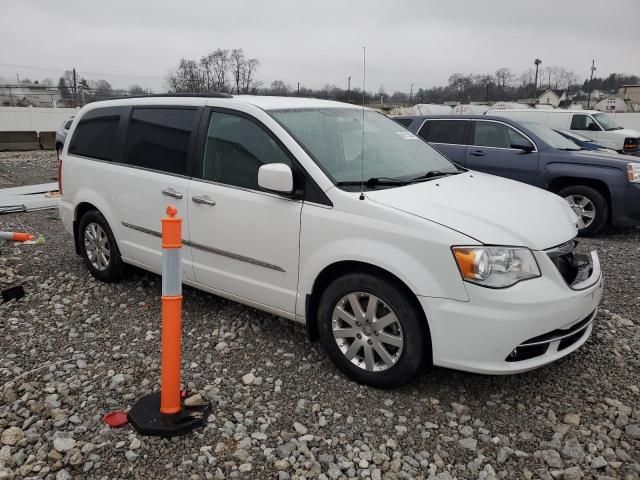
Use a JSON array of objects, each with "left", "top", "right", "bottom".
[
  {"left": 78, "top": 210, "right": 126, "bottom": 282},
  {"left": 559, "top": 185, "right": 608, "bottom": 236},
  {"left": 317, "top": 272, "right": 427, "bottom": 388}
]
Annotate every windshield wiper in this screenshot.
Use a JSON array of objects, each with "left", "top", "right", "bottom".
[
  {"left": 335, "top": 177, "right": 408, "bottom": 187},
  {"left": 408, "top": 170, "right": 461, "bottom": 183}
]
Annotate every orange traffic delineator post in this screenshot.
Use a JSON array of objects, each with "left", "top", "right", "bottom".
[
  {"left": 0, "top": 231, "right": 34, "bottom": 242},
  {"left": 127, "top": 206, "right": 209, "bottom": 437}
]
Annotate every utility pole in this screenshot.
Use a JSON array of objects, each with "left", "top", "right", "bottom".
[
  {"left": 297, "top": 82, "right": 300, "bottom": 96},
  {"left": 409, "top": 83, "right": 414, "bottom": 104},
  {"left": 72, "top": 68, "right": 78, "bottom": 107},
  {"left": 587, "top": 59, "right": 596, "bottom": 109},
  {"left": 533, "top": 58, "right": 542, "bottom": 99},
  {"left": 347, "top": 76, "right": 351, "bottom": 101}
]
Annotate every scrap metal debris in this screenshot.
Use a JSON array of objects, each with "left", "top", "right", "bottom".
[{"left": 0, "top": 182, "right": 59, "bottom": 214}]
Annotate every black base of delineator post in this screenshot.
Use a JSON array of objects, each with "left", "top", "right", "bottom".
[{"left": 127, "top": 392, "right": 210, "bottom": 437}]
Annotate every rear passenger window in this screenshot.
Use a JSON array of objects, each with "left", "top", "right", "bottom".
[
  {"left": 124, "top": 108, "right": 197, "bottom": 175},
  {"left": 419, "top": 120, "right": 467, "bottom": 144},
  {"left": 68, "top": 114, "right": 120, "bottom": 161},
  {"left": 394, "top": 118, "right": 413, "bottom": 128},
  {"left": 200, "top": 111, "right": 291, "bottom": 190},
  {"left": 473, "top": 121, "right": 511, "bottom": 148}
]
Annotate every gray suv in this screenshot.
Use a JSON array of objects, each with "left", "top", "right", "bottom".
[{"left": 394, "top": 115, "right": 640, "bottom": 235}]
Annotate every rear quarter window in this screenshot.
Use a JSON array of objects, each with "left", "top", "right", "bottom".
[
  {"left": 419, "top": 120, "right": 468, "bottom": 144},
  {"left": 68, "top": 112, "right": 120, "bottom": 161},
  {"left": 124, "top": 107, "right": 197, "bottom": 176}
]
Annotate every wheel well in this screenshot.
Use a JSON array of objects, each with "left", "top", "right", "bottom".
[
  {"left": 72, "top": 202, "right": 99, "bottom": 254},
  {"left": 305, "top": 261, "right": 431, "bottom": 356},
  {"left": 547, "top": 177, "right": 611, "bottom": 221}
]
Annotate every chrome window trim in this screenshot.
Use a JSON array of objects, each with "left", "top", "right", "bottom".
[
  {"left": 189, "top": 176, "right": 302, "bottom": 202},
  {"left": 121, "top": 222, "right": 286, "bottom": 272}
]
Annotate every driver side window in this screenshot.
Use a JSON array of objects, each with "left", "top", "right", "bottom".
[
  {"left": 570, "top": 114, "right": 599, "bottom": 131},
  {"left": 201, "top": 111, "right": 291, "bottom": 190}
]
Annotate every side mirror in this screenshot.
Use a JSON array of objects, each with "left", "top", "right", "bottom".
[
  {"left": 258, "top": 163, "right": 293, "bottom": 194},
  {"left": 511, "top": 138, "right": 534, "bottom": 152}
]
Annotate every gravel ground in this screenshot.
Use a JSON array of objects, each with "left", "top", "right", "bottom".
[{"left": 1, "top": 152, "right": 639, "bottom": 480}]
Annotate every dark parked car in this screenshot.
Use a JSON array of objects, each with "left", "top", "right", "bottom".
[
  {"left": 554, "top": 129, "right": 618, "bottom": 155},
  {"left": 55, "top": 116, "right": 74, "bottom": 158},
  {"left": 394, "top": 115, "right": 640, "bottom": 235}
]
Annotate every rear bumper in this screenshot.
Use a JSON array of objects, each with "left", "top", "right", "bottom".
[{"left": 420, "top": 249, "right": 603, "bottom": 374}]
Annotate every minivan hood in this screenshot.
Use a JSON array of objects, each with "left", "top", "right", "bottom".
[{"left": 366, "top": 172, "right": 578, "bottom": 250}]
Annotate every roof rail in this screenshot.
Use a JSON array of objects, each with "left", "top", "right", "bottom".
[{"left": 110, "top": 92, "right": 233, "bottom": 100}]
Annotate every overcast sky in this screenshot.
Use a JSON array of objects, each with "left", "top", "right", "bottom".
[{"left": 1, "top": 0, "right": 639, "bottom": 92}]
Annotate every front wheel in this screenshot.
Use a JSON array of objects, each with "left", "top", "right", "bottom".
[
  {"left": 317, "top": 272, "right": 428, "bottom": 388},
  {"left": 559, "top": 185, "right": 608, "bottom": 236}
]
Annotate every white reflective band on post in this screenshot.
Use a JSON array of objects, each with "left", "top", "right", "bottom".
[
  {"left": 162, "top": 249, "right": 182, "bottom": 296},
  {"left": 0, "top": 232, "right": 12, "bottom": 240}
]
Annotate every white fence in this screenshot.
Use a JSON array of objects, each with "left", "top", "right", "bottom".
[{"left": 0, "top": 106, "right": 78, "bottom": 132}]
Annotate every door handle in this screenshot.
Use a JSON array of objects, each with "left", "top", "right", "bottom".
[
  {"left": 470, "top": 150, "right": 485, "bottom": 157},
  {"left": 162, "top": 188, "right": 184, "bottom": 199},
  {"left": 192, "top": 195, "right": 216, "bottom": 206}
]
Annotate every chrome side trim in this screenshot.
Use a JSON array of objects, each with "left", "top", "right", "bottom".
[
  {"left": 520, "top": 309, "right": 596, "bottom": 347},
  {"left": 121, "top": 222, "right": 285, "bottom": 272},
  {"left": 183, "top": 239, "right": 285, "bottom": 272},
  {"left": 121, "top": 222, "right": 161, "bottom": 238}
]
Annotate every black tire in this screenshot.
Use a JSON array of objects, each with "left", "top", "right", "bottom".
[
  {"left": 317, "top": 272, "right": 428, "bottom": 388},
  {"left": 558, "top": 185, "right": 608, "bottom": 236},
  {"left": 78, "top": 209, "right": 126, "bottom": 282}
]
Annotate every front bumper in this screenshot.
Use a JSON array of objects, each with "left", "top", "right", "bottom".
[{"left": 420, "top": 248, "right": 603, "bottom": 374}]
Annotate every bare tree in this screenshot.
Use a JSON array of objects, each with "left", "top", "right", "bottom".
[
  {"left": 230, "top": 48, "right": 245, "bottom": 94},
  {"left": 495, "top": 68, "right": 514, "bottom": 89},
  {"left": 269, "top": 80, "right": 290, "bottom": 95},
  {"left": 241, "top": 58, "right": 260, "bottom": 93}
]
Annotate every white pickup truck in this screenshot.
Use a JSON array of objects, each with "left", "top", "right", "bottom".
[{"left": 487, "top": 109, "right": 640, "bottom": 155}]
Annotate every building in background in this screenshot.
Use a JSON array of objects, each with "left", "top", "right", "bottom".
[
  {"left": 536, "top": 89, "right": 566, "bottom": 107},
  {"left": 0, "top": 84, "right": 62, "bottom": 107}
]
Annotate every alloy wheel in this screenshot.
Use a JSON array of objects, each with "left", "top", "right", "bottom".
[
  {"left": 564, "top": 194, "right": 596, "bottom": 229},
  {"left": 331, "top": 292, "right": 403, "bottom": 372},
  {"left": 84, "top": 222, "right": 110, "bottom": 271}
]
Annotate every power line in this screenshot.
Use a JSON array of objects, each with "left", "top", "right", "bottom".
[{"left": 0, "top": 61, "right": 165, "bottom": 80}]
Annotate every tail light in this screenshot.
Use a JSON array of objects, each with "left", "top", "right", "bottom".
[{"left": 57, "top": 150, "right": 63, "bottom": 195}]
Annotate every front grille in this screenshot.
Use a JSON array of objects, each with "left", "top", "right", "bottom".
[
  {"left": 546, "top": 240, "right": 593, "bottom": 287},
  {"left": 504, "top": 309, "right": 596, "bottom": 362}
]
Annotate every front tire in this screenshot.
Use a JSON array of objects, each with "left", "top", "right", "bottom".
[
  {"left": 317, "top": 272, "right": 427, "bottom": 388},
  {"left": 78, "top": 210, "right": 126, "bottom": 282},
  {"left": 559, "top": 185, "right": 608, "bottom": 236}
]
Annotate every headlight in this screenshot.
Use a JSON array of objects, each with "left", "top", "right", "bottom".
[
  {"left": 452, "top": 246, "right": 541, "bottom": 288},
  {"left": 627, "top": 163, "right": 640, "bottom": 183}
]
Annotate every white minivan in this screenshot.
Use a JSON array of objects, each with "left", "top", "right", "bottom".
[
  {"left": 487, "top": 109, "right": 640, "bottom": 155},
  {"left": 59, "top": 95, "right": 603, "bottom": 387}
]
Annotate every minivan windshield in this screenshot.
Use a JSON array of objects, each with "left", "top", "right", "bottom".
[
  {"left": 269, "top": 108, "right": 459, "bottom": 188},
  {"left": 521, "top": 122, "right": 581, "bottom": 150},
  {"left": 593, "top": 112, "right": 623, "bottom": 131}
]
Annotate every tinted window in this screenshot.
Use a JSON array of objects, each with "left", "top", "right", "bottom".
[
  {"left": 473, "top": 121, "right": 529, "bottom": 149},
  {"left": 570, "top": 114, "right": 599, "bottom": 131},
  {"left": 124, "top": 108, "right": 196, "bottom": 175},
  {"left": 68, "top": 113, "right": 120, "bottom": 161},
  {"left": 394, "top": 118, "right": 413, "bottom": 127},
  {"left": 419, "top": 120, "right": 467, "bottom": 144},
  {"left": 202, "top": 111, "right": 291, "bottom": 190}
]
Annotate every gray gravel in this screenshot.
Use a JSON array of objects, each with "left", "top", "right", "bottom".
[{"left": 1, "top": 152, "right": 639, "bottom": 480}]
